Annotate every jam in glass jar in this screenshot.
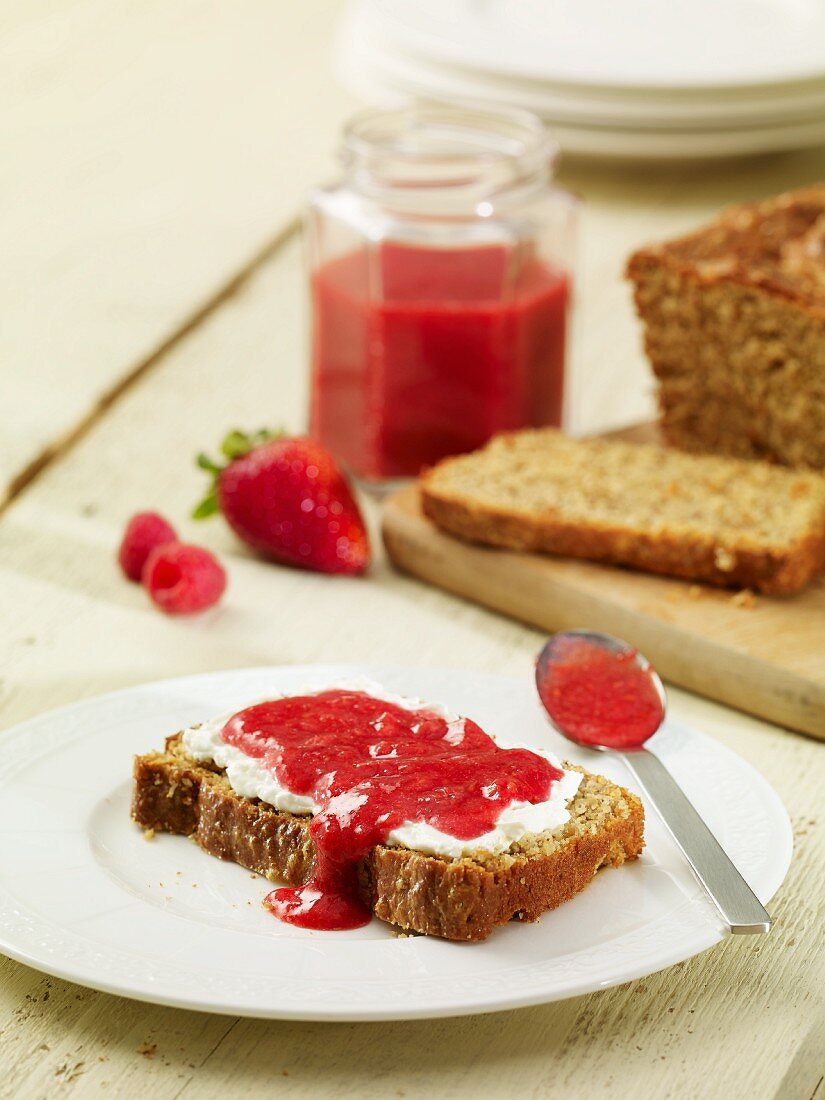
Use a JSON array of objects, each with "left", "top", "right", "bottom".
[{"left": 307, "top": 105, "right": 577, "bottom": 485}]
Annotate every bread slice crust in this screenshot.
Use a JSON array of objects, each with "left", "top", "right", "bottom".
[
  {"left": 132, "top": 734, "right": 644, "bottom": 942},
  {"left": 420, "top": 429, "right": 825, "bottom": 595}
]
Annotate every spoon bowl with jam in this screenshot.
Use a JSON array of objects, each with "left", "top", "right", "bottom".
[{"left": 536, "top": 629, "right": 771, "bottom": 935}]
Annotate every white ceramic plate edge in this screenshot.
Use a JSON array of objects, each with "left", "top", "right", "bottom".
[{"left": 0, "top": 666, "right": 793, "bottom": 1020}]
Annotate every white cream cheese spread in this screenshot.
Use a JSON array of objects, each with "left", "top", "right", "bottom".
[{"left": 182, "top": 677, "right": 581, "bottom": 858}]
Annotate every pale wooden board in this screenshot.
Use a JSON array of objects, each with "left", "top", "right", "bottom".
[
  {"left": 0, "top": 0, "right": 355, "bottom": 505},
  {"left": 0, "top": 236, "right": 823, "bottom": 1100},
  {"left": 382, "top": 484, "right": 825, "bottom": 740}
]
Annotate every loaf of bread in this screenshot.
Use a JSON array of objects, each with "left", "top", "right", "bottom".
[
  {"left": 627, "top": 185, "right": 825, "bottom": 469},
  {"left": 132, "top": 734, "right": 644, "bottom": 943},
  {"left": 420, "top": 429, "right": 825, "bottom": 595}
]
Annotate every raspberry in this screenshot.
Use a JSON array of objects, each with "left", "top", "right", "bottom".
[
  {"left": 118, "top": 512, "right": 177, "bottom": 581},
  {"left": 142, "top": 542, "right": 227, "bottom": 615}
]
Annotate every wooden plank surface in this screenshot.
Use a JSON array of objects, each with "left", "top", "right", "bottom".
[
  {"left": 382, "top": 484, "right": 825, "bottom": 739},
  {"left": 0, "top": 0, "right": 355, "bottom": 506},
  {"left": 0, "top": 234, "right": 823, "bottom": 1100}
]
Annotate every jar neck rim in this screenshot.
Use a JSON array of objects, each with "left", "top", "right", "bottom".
[{"left": 340, "top": 104, "right": 558, "bottom": 209}]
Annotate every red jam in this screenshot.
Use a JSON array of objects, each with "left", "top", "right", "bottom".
[
  {"left": 309, "top": 243, "right": 569, "bottom": 480},
  {"left": 536, "top": 638, "right": 663, "bottom": 750},
  {"left": 220, "top": 689, "right": 562, "bottom": 931}
]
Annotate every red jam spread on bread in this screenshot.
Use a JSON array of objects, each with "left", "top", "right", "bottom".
[
  {"left": 537, "top": 638, "right": 663, "bottom": 749},
  {"left": 220, "top": 689, "right": 562, "bottom": 931}
]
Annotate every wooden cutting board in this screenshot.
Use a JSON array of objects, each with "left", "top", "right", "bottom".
[{"left": 381, "top": 426, "right": 825, "bottom": 740}]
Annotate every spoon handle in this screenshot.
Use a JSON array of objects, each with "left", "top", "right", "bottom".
[{"left": 622, "top": 749, "right": 772, "bottom": 935}]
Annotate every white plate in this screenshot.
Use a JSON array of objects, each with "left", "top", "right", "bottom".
[
  {"left": 361, "top": 0, "right": 825, "bottom": 90},
  {"left": 337, "top": 43, "right": 825, "bottom": 160},
  {"left": 337, "top": 11, "right": 825, "bottom": 159},
  {"left": 0, "top": 665, "right": 791, "bottom": 1021},
  {"left": 339, "top": 16, "right": 825, "bottom": 128}
]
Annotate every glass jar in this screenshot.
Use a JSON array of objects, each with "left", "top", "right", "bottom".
[{"left": 306, "top": 105, "right": 578, "bottom": 485}]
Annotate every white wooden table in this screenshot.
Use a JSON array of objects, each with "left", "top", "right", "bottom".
[{"left": 1, "top": 4, "right": 823, "bottom": 1097}]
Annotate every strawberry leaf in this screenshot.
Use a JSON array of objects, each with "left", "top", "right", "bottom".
[
  {"left": 194, "top": 427, "right": 284, "bottom": 521},
  {"left": 192, "top": 491, "right": 219, "bottom": 520},
  {"left": 220, "top": 430, "right": 255, "bottom": 460},
  {"left": 220, "top": 428, "right": 283, "bottom": 461},
  {"left": 196, "top": 453, "right": 222, "bottom": 474}
]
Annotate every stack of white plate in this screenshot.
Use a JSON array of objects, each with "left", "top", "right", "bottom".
[{"left": 336, "top": 0, "right": 825, "bottom": 159}]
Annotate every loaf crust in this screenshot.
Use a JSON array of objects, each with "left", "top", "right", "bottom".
[
  {"left": 420, "top": 429, "right": 825, "bottom": 595},
  {"left": 421, "top": 488, "right": 825, "bottom": 595},
  {"left": 132, "top": 734, "right": 644, "bottom": 942},
  {"left": 627, "top": 185, "right": 825, "bottom": 468}
]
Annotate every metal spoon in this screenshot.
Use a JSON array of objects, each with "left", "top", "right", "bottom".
[{"left": 536, "top": 629, "right": 771, "bottom": 935}]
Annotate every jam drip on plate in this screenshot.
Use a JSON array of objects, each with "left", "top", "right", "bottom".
[{"left": 220, "top": 689, "right": 562, "bottom": 931}]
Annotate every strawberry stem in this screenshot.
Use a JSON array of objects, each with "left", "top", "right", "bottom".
[
  {"left": 221, "top": 428, "right": 279, "bottom": 460},
  {"left": 193, "top": 428, "right": 284, "bottom": 520}
]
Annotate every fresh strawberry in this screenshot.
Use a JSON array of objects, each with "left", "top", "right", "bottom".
[
  {"left": 118, "top": 512, "right": 177, "bottom": 581},
  {"left": 194, "top": 430, "right": 370, "bottom": 575},
  {"left": 142, "top": 542, "right": 227, "bottom": 614}
]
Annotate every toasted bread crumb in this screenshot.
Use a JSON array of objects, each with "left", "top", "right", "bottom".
[
  {"left": 143, "top": 828, "right": 155, "bottom": 841},
  {"left": 713, "top": 547, "right": 735, "bottom": 572},
  {"left": 730, "top": 588, "right": 757, "bottom": 609}
]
